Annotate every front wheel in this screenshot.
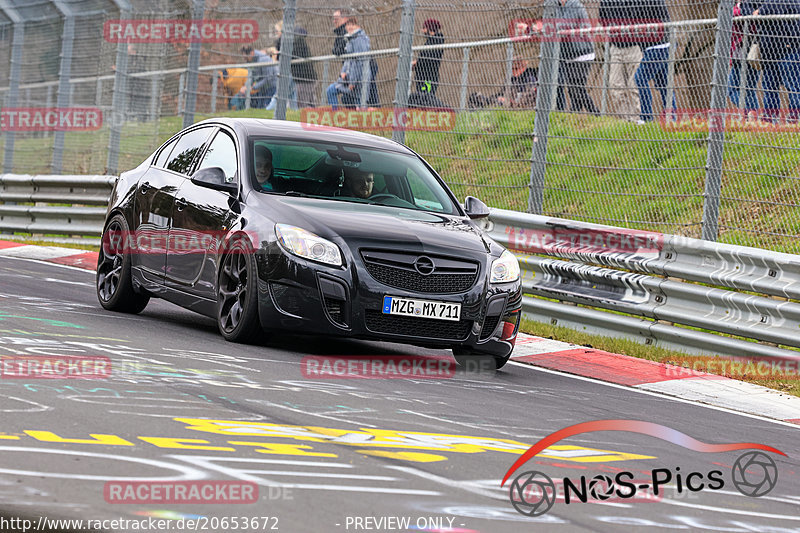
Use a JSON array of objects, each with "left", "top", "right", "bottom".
[
  {"left": 96, "top": 214, "right": 149, "bottom": 314},
  {"left": 453, "top": 348, "right": 510, "bottom": 371},
  {"left": 217, "top": 241, "right": 261, "bottom": 343}
]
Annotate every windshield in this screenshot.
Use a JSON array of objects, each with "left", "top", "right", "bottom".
[{"left": 248, "top": 138, "right": 459, "bottom": 215}]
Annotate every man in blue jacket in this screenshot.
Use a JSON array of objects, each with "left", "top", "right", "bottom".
[
  {"left": 633, "top": 0, "right": 675, "bottom": 122},
  {"left": 744, "top": 0, "right": 800, "bottom": 121},
  {"left": 326, "top": 16, "right": 372, "bottom": 109}
]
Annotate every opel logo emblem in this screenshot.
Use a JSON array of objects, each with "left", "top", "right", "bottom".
[{"left": 414, "top": 256, "right": 435, "bottom": 276}]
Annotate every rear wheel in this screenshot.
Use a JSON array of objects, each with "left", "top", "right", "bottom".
[
  {"left": 96, "top": 214, "right": 149, "bottom": 314},
  {"left": 453, "top": 348, "right": 510, "bottom": 371},
  {"left": 217, "top": 240, "right": 261, "bottom": 342}
]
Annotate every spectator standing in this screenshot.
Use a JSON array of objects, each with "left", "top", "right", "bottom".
[
  {"left": 332, "top": 10, "right": 349, "bottom": 56},
  {"left": 239, "top": 46, "right": 278, "bottom": 108},
  {"left": 743, "top": 0, "right": 800, "bottom": 122},
  {"left": 326, "top": 16, "right": 371, "bottom": 109},
  {"left": 633, "top": 0, "right": 675, "bottom": 123},
  {"left": 275, "top": 23, "right": 318, "bottom": 108},
  {"left": 555, "top": 0, "right": 600, "bottom": 114},
  {"left": 728, "top": 1, "right": 761, "bottom": 115},
  {"left": 413, "top": 19, "right": 445, "bottom": 95},
  {"left": 599, "top": 0, "right": 643, "bottom": 121}
]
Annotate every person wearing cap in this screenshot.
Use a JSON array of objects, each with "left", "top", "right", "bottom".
[{"left": 412, "top": 19, "right": 445, "bottom": 96}]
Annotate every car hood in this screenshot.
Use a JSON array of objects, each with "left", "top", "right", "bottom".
[{"left": 259, "top": 195, "right": 491, "bottom": 254}]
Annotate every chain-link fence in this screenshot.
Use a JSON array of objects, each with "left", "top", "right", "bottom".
[{"left": 0, "top": 0, "right": 798, "bottom": 253}]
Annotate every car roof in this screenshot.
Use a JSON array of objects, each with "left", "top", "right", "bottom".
[{"left": 195, "top": 118, "right": 412, "bottom": 154}]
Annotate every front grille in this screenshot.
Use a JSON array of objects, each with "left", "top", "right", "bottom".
[
  {"left": 364, "top": 310, "right": 472, "bottom": 341},
  {"left": 361, "top": 250, "right": 479, "bottom": 294},
  {"left": 480, "top": 315, "right": 501, "bottom": 340}
]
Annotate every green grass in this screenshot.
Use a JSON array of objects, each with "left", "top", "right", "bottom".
[
  {"left": 520, "top": 318, "right": 800, "bottom": 398},
  {"left": 2, "top": 107, "right": 799, "bottom": 253}
]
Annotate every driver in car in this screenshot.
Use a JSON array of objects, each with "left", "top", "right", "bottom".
[{"left": 342, "top": 169, "right": 374, "bottom": 199}]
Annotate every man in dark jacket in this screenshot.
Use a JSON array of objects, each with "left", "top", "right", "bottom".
[
  {"left": 633, "top": 0, "right": 675, "bottom": 122},
  {"left": 555, "top": 0, "right": 599, "bottom": 114},
  {"left": 413, "top": 19, "right": 445, "bottom": 95},
  {"left": 332, "top": 10, "right": 348, "bottom": 56},
  {"left": 743, "top": 0, "right": 800, "bottom": 120},
  {"left": 276, "top": 25, "right": 318, "bottom": 108}
]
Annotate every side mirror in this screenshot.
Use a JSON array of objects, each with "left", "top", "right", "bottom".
[
  {"left": 191, "top": 167, "right": 238, "bottom": 195},
  {"left": 464, "top": 196, "right": 490, "bottom": 219}
]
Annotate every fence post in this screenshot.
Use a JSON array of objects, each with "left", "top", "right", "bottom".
[
  {"left": 737, "top": 21, "right": 751, "bottom": 112},
  {"left": 702, "top": 0, "right": 735, "bottom": 241},
  {"left": 244, "top": 69, "right": 252, "bottom": 110},
  {"left": 275, "top": 0, "right": 297, "bottom": 121},
  {"left": 600, "top": 41, "right": 610, "bottom": 115},
  {"left": 211, "top": 69, "right": 218, "bottom": 113},
  {"left": 149, "top": 75, "right": 160, "bottom": 121},
  {"left": 3, "top": 17, "right": 25, "bottom": 173},
  {"left": 459, "top": 47, "right": 470, "bottom": 110},
  {"left": 665, "top": 26, "right": 677, "bottom": 118},
  {"left": 51, "top": 3, "right": 75, "bottom": 173},
  {"left": 359, "top": 58, "right": 372, "bottom": 108},
  {"left": 529, "top": 0, "right": 560, "bottom": 214},
  {"left": 391, "top": 0, "right": 416, "bottom": 142},
  {"left": 320, "top": 58, "right": 330, "bottom": 103},
  {"left": 177, "top": 73, "right": 185, "bottom": 114},
  {"left": 106, "top": 21, "right": 130, "bottom": 175},
  {"left": 182, "top": 0, "right": 205, "bottom": 128},
  {"left": 505, "top": 40, "right": 514, "bottom": 88}
]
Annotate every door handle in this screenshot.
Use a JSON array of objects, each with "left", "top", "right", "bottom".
[
  {"left": 139, "top": 181, "right": 152, "bottom": 194},
  {"left": 175, "top": 198, "right": 188, "bottom": 211}
]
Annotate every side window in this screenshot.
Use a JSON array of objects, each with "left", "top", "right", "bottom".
[
  {"left": 165, "top": 127, "right": 214, "bottom": 175},
  {"left": 197, "top": 131, "right": 238, "bottom": 183},
  {"left": 407, "top": 169, "right": 444, "bottom": 211},
  {"left": 154, "top": 136, "right": 179, "bottom": 168}
]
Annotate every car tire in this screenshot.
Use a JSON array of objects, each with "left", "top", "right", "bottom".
[
  {"left": 452, "top": 348, "right": 510, "bottom": 371},
  {"left": 217, "top": 238, "right": 261, "bottom": 343},
  {"left": 96, "top": 214, "right": 150, "bottom": 314}
]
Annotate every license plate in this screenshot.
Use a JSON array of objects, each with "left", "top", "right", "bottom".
[{"left": 382, "top": 296, "right": 461, "bottom": 322}]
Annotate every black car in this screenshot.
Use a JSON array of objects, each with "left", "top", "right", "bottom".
[{"left": 96, "top": 119, "right": 522, "bottom": 368}]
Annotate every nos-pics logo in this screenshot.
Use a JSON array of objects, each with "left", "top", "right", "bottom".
[{"left": 501, "top": 420, "right": 785, "bottom": 517}]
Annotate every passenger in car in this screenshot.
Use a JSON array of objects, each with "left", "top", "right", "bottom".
[{"left": 254, "top": 145, "right": 275, "bottom": 190}]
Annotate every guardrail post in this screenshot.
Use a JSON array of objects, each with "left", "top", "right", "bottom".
[
  {"left": 106, "top": 21, "right": 130, "bottom": 175},
  {"left": 505, "top": 40, "right": 514, "bottom": 89},
  {"left": 275, "top": 0, "right": 297, "bottom": 121},
  {"left": 459, "top": 47, "right": 470, "bottom": 111},
  {"left": 392, "top": 0, "right": 416, "bottom": 144},
  {"left": 149, "top": 74, "right": 160, "bottom": 121},
  {"left": 529, "top": 0, "right": 560, "bottom": 214},
  {"left": 665, "top": 26, "right": 677, "bottom": 119},
  {"left": 211, "top": 69, "right": 218, "bottom": 113},
  {"left": 182, "top": 0, "right": 205, "bottom": 128},
  {"left": 3, "top": 20, "right": 25, "bottom": 173},
  {"left": 95, "top": 78, "right": 103, "bottom": 107},
  {"left": 600, "top": 41, "right": 610, "bottom": 115},
  {"left": 703, "top": 0, "right": 735, "bottom": 241}
]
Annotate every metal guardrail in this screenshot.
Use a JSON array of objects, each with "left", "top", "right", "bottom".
[
  {"left": 0, "top": 174, "right": 114, "bottom": 240},
  {"left": 2, "top": 175, "right": 798, "bottom": 360},
  {"left": 486, "top": 208, "right": 800, "bottom": 360}
]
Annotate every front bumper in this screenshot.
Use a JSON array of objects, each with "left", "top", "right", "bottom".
[{"left": 255, "top": 245, "right": 522, "bottom": 358}]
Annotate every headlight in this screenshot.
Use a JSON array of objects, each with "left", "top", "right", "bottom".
[
  {"left": 275, "top": 224, "right": 342, "bottom": 266},
  {"left": 491, "top": 250, "right": 520, "bottom": 283}
]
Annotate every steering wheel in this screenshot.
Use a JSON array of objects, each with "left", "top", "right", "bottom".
[{"left": 368, "top": 193, "right": 401, "bottom": 203}]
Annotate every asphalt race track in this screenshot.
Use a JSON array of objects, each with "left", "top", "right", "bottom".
[{"left": 0, "top": 255, "right": 798, "bottom": 532}]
